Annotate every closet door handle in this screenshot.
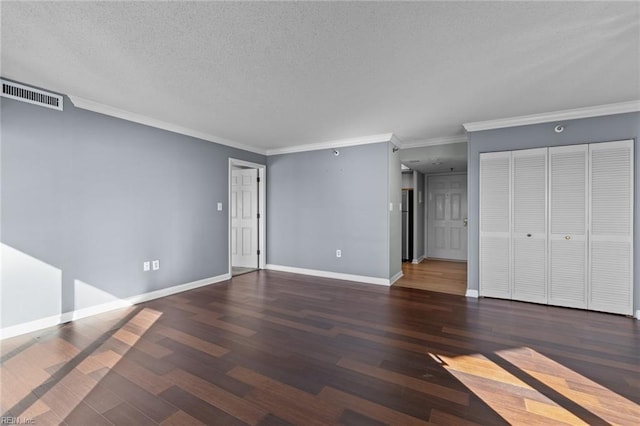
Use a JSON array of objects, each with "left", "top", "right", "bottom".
[
  {"left": 526, "top": 234, "right": 532, "bottom": 237},
  {"left": 565, "top": 235, "right": 571, "bottom": 240}
]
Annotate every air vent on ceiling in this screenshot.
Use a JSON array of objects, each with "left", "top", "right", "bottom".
[{"left": 1, "top": 79, "right": 63, "bottom": 111}]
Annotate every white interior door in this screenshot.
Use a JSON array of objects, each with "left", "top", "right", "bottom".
[
  {"left": 231, "top": 168, "right": 258, "bottom": 268},
  {"left": 588, "top": 140, "right": 634, "bottom": 315},
  {"left": 479, "top": 152, "right": 511, "bottom": 299},
  {"left": 427, "top": 174, "right": 467, "bottom": 260},
  {"left": 549, "top": 145, "right": 588, "bottom": 309},
  {"left": 511, "top": 148, "right": 547, "bottom": 304}
]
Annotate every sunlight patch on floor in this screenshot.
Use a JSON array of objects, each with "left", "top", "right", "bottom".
[
  {"left": 437, "top": 347, "right": 640, "bottom": 425},
  {"left": 13, "top": 308, "right": 162, "bottom": 422},
  {"left": 496, "top": 346, "right": 640, "bottom": 425}
]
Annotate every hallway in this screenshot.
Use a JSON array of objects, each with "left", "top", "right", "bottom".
[{"left": 394, "top": 259, "right": 467, "bottom": 295}]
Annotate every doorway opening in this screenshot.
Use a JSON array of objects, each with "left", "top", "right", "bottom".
[
  {"left": 394, "top": 142, "right": 469, "bottom": 295},
  {"left": 229, "top": 159, "right": 266, "bottom": 277}
]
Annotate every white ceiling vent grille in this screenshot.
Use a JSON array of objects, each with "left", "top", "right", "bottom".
[{"left": 1, "top": 79, "right": 63, "bottom": 111}]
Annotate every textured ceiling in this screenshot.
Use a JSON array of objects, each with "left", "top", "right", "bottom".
[{"left": 1, "top": 2, "right": 639, "bottom": 151}]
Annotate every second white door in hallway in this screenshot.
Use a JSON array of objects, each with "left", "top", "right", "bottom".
[{"left": 428, "top": 174, "right": 468, "bottom": 260}]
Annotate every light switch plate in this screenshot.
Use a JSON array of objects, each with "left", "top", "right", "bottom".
[
  {"left": 217, "top": 202, "right": 223, "bottom": 211},
  {"left": 143, "top": 261, "right": 150, "bottom": 272},
  {"left": 152, "top": 260, "right": 160, "bottom": 270}
]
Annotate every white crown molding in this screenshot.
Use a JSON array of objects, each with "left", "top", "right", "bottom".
[
  {"left": 390, "top": 134, "right": 403, "bottom": 150},
  {"left": 0, "top": 272, "right": 231, "bottom": 340},
  {"left": 400, "top": 135, "right": 468, "bottom": 149},
  {"left": 463, "top": 100, "right": 640, "bottom": 132},
  {"left": 265, "top": 133, "right": 394, "bottom": 156},
  {"left": 68, "top": 95, "right": 267, "bottom": 155},
  {"left": 266, "top": 264, "right": 392, "bottom": 286}
]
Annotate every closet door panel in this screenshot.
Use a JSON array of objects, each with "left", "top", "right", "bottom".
[
  {"left": 549, "top": 240, "right": 586, "bottom": 306},
  {"left": 589, "top": 140, "right": 634, "bottom": 315},
  {"left": 480, "top": 154, "right": 511, "bottom": 232},
  {"left": 479, "top": 152, "right": 511, "bottom": 298},
  {"left": 511, "top": 148, "right": 547, "bottom": 303},
  {"left": 591, "top": 241, "right": 632, "bottom": 313},
  {"left": 513, "top": 238, "right": 547, "bottom": 302},
  {"left": 548, "top": 145, "right": 588, "bottom": 308},
  {"left": 481, "top": 237, "right": 510, "bottom": 297}
]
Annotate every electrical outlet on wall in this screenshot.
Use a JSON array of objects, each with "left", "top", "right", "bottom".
[
  {"left": 336, "top": 249, "right": 342, "bottom": 258},
  {"left": 143, "top": 261, "right": 150, "bottom": 272},
  {"left": 152, "top": 260, "right": 160, "bottom": 270}
]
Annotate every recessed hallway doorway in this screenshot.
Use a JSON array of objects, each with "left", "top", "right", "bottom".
[{"left": 229, "top": 158, "right": 266, "bottom": 277}]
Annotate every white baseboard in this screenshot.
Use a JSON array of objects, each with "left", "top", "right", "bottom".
[
  {"left": 0, "top": 273, "right": 231, "bottom": 340},
  {"left": 0, "top": 314, "right": 65, "bottom": 341},
  {"left": 390, "top": 271, "right": 404, "bottom": 285},
  {"left": 636, "top": 310, "right": 640, "bottom": 320},
  {"left": 465, "top": 289, "right": 479, "bottom": 298},
  {"left": 411, "top": 256, "right": 425, "bottom": 264},
  {"left": 265, "top": 264, "right": 391, "bottom": 286},
  {"left": 126, "top": 273, "right": 230, "bottom": 305}
]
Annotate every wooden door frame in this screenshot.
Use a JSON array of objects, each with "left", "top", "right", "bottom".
[{"left": 228, "top": 158, "right": 266, "bottom": 274}]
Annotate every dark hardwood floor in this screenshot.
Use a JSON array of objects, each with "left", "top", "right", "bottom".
[{"left": 1, "top": 270, "right": 639, "bottom": 425}]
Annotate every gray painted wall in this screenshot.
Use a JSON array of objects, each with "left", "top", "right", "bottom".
[
  {"left": 467, "top": 112, "right": 640, "bottom": 314},
  {"left": 424, "top": 174, "right": 429, "bottom": 258},
  {"left": 389, "top": 144, "right": 402, "bottom": 279},
  {"left": 267, "top": 142, "right": 391, "bottom": 279},
  {"left": 1, "top": 87, "right": 264, "bottom": 329},
  {"left": 413, "top": 170, "right": 425, "bottom": 260}
]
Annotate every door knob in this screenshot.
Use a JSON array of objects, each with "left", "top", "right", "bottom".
[
  {"left": 463, "top": 218, "right": 468, "bottom": 227},
  {"left": 527, "top": 234, "right": 532, "bottom": 237},
  {"left": 565, "top": 235, "right": 571, "bottom": 240}
]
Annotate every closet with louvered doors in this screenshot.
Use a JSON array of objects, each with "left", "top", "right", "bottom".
[
  {"left": 512, "top": 148, "right": 548, "bottom": 304},
  {"left": 589, "top": 140, "right": 634, "bottom": 315},
  {"left": 479, "top": 151, "right": 511, "bottom": 299},
  {"left": 548, "top": 144, "right": 588, "bottom": 309},
  {"left": 479, "top": 140, "right": 634, "bottom": 315}
]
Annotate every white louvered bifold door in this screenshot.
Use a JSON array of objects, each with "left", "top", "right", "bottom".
[
  {"left": 588, "top": 140, "right": 634, "bottom": 315},
  {"left": 548, "top": 145, "right": 588, "bottom": 309},
  {"left": 511, "top": 148, "right": 548, "bottom": 303},
  {"left": 479, "top": 151, "right": 511, "bottom": 299}
]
